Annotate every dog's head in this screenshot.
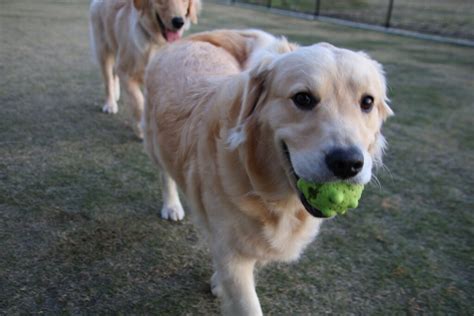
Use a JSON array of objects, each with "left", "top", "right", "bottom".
[
  {"left": 229, "top": 41, "right": 393, "bottom": 213},
  {"left": 133, "top": 0, "right": 201, "bottom": 43}
]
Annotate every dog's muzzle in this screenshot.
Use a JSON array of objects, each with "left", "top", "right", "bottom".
[{"left": 281, "top": 142, "right": 326, "bottom": 218}]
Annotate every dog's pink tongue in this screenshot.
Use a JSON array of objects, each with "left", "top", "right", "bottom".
[{"left": 166, "top": 31, "right": 181, "bottom": 43}]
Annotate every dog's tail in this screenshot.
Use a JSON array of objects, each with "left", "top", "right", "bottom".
[
  {"left": 187, "top": 29, "right": 272, "bottom": 67},
  {"left": 188, "top": 29, "right": 296, "bottom": 69}
]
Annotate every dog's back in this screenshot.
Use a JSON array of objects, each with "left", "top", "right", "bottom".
[
  {"left": 144, "top": 30, "right": 299, "bottom": 185},
  {"left": 144, "top": 35, "right": 242, "bottom": 183}
]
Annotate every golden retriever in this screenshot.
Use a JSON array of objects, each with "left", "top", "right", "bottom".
[
  {"left": 144, "top": 29, "right": 393, "bottom": 315},
  {"left": 89, "top": 0, "right": 201, "bottom": 137}
]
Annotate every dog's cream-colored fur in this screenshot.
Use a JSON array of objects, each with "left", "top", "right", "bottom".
[
  {"left": 89, "top": 0, "right": 200, "bottom": 137},
  {"left": 144, "top": 29, "right": 393, "bottom": 315}
]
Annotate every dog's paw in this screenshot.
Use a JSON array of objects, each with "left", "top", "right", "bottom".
[
  {"left": 102, "top": 102, "right": 118, "bottom": 114},
  {"left": 133, "top": 122, "right": 144, "bottom": 140},
  {"left": 161, "top": 204, "right": 185, "bottom": 221},
  {"left": 210, "top": 272, "right": 223, "bottom": 298}
]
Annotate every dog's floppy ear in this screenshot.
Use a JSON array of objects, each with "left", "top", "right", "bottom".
[
  {"left": 359, "top": 51, "right": 394, "bottom": 121},
  {"left": 240, "top": 62, "right": 270, "bottom": 121},
  {"left": 374, "top": 60, "right": 394, "bottom": 121},
  {"left": 360, "top": 52, "right": 393, "bottom": 168},
  {"left": 187, "top": 0, "right": 201, "bottom": 24},
  {"left": 380, "top": 97, "right": 394, "bottom": 121},
  {"left": 227, "top": 58, "right": 272, "bottom": 149}
]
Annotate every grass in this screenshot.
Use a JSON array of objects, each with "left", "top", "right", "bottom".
[
  {"left": 1, "top": 0, "right": 473, "bottom": 314},
  {"left": 234, "top": 0, "right": 474, "bottom": 40}
]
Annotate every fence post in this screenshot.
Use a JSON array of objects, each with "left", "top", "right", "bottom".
[
  {"left": 385, "top": 0, "right": 394, "bottom": 27},
  {"left": 314, "top": 0, "right": 321, "bottom": 16}
]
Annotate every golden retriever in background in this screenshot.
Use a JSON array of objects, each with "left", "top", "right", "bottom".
[
  {"left": 144, "top": 29, "right": 393, "bottom": 315},
  {"left": 89, "top": 0, "right": 201, "bottom": 138}
]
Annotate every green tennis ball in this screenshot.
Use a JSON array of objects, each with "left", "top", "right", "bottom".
[{"left": 297, "top": 179, "right": 364, "bottom": 218}]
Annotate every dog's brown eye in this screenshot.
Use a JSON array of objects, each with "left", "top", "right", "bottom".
[
  {"left": 360, "top": 95, "right": 374, "bottom": 112},
  {"left": 292, "top": 92, "right": 318, "bottom": 111}
]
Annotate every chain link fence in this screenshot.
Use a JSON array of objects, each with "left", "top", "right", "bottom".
[{"left": 223, "top": 0, "right": 474, "bottom": 40}]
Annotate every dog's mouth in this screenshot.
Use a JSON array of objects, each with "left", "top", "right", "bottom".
[
  {"left": 156, "top": 13, "right": 181, "bottom": 43},
  {"left": 281, "top": 142, "right": 326, "bottom": 218}
]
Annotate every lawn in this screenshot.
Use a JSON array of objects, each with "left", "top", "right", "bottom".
[
  {"left": 1, "top": 0, "right": 473, "bottom": 314},
  {"left": 235, "top": 0, "right": 474, "bottom": 40}
]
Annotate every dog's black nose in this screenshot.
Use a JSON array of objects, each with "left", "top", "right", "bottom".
[
  {"left": 171, "top": 17, "right": 184, "bottom": 29},
  {"left": 325, "top": 147, "right": 364, "bottom": 179}
]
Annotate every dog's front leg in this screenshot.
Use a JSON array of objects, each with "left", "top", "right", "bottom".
[
  {"left": 159, "top": 171, "right": 185, "bottom": 221},
  {"left": 122, "top": 76, "right": 144, "bottom": 139},
  {"left": 214, "top": 253, "right": 262, "bottom": 316},
  {"left": 100, "top": 54, "right": 119, "bottom": 114}
]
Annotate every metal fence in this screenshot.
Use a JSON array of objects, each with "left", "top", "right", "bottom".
[{"left": 224, "top": 0, "right": 474, "bottom": 40}]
